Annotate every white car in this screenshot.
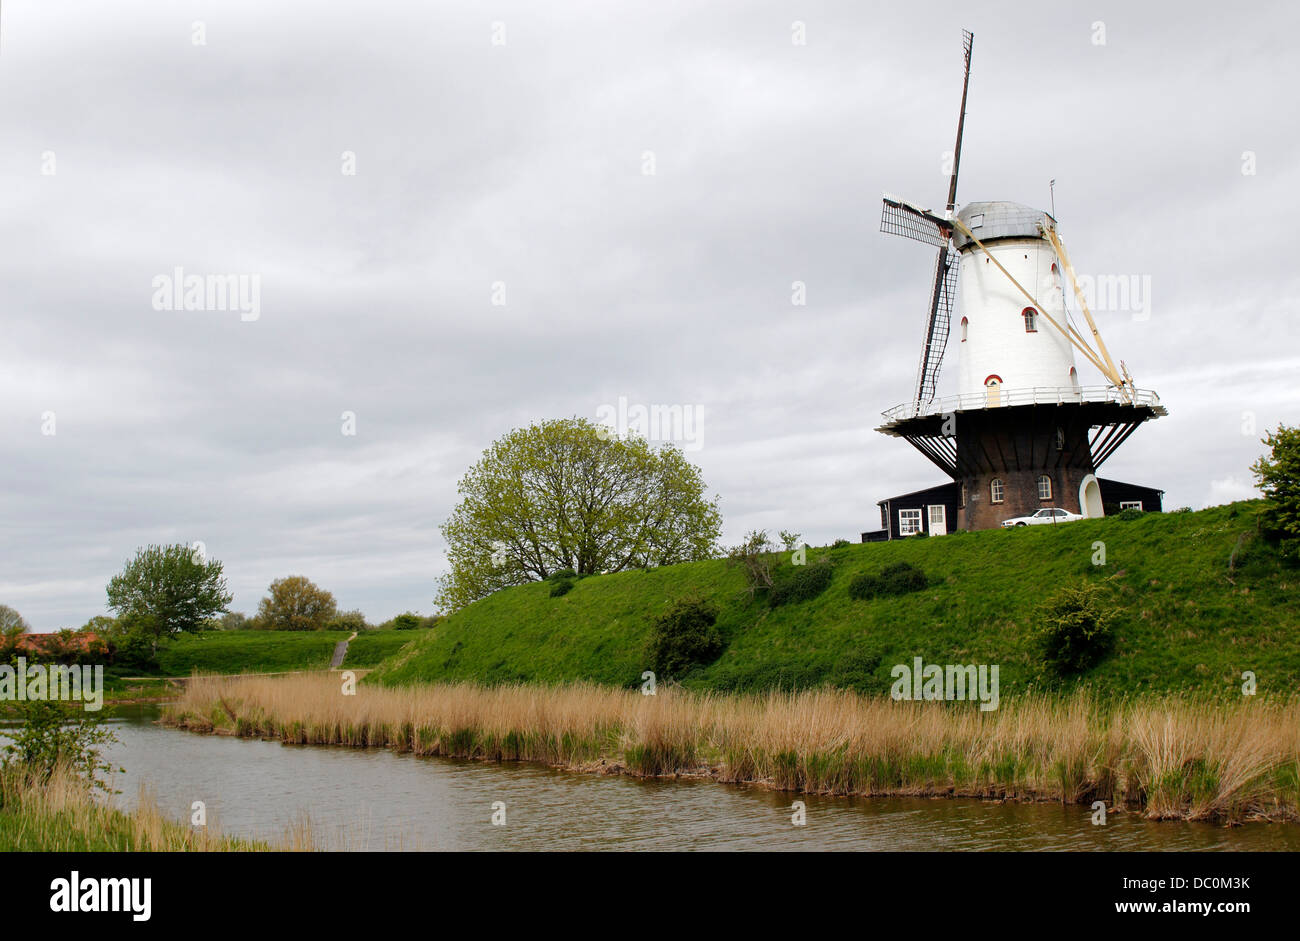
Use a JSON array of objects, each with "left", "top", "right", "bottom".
[{"left": 1001, "top": 507, "right": 1084, "bottom": 528}]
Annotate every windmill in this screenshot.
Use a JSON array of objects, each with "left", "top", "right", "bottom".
[{"left": 870, "top": 30, "right": 1167, "bottom": 534}]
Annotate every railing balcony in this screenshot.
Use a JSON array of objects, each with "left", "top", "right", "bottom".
[{"left": 880, "top": 386, "right": 1165, "bottom": 424}]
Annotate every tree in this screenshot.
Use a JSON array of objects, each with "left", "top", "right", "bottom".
[
  {"left": 1252, "top": 424, "right": 1300, "bottom": 554},
  {"left": 437, "top": 417, "right": 722, "bottom": 612},
  {"left": 212, "top": 611, "right": 251, "bottom": 631},
  {"left": 256, "top": 576, "right": 338, "bottom": 631},
  {"left": 106, "top": 544, "right": 232, "bottom": 649},
  {"left": 0, "top": 604, "right": 29, "bottom": 637}
]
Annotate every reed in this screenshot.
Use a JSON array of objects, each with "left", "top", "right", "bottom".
[
  {"left": 0, "top": 762, "right": 303, "bottom": 851},
  {"left": 165, "top": 674, "right": 1300, "bottom": 824}
]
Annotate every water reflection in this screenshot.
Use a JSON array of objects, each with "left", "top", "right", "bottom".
[{"left": 60, "top": 706, "right": 1300, "bottom": 851}]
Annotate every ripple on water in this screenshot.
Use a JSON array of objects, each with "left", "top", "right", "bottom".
[{"left": 79, "top": 708, "right": 1300, "bottom": 852}]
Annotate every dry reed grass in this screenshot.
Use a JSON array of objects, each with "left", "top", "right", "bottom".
[
  {"left": 0, "top": 761, "right": 321, "bottom": 851},
  {"left": 165, "top": 674, "right": 1300, "bottom": 824}
]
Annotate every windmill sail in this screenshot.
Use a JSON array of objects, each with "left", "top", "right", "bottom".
[
  {"left": 914, "top": 248, "right": 960, "bottom": 405},
  {"left": 880, "top": 197, "right": 949, "bottom": 248}
]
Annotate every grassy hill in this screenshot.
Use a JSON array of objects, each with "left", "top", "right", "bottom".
[
  {"left": 369, "top": 501, "right": 1298, "bottom": 699},
  {"left": 149, "top": 629, "right": 423, "bottom": 675}
]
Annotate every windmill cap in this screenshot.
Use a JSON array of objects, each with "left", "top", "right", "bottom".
[{"left": 952, "top": 201, "right": 1056, "bottom": 251}]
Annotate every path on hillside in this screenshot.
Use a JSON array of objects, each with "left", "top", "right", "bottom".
[{"left": 329, "top": 631, "right": 359, "bottom": 670}]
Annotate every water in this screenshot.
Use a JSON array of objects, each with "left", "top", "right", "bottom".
[{"left": 34, "top": 706, "right": 1300, "bottom": 851}]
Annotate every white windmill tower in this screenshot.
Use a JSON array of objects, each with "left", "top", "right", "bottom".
[{"left": 874, "top": 30, "right": 1166, "bottom": 531}]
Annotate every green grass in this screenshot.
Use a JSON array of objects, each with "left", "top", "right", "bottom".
[
  {"left": 342, "top": 631, "right": 423, "bottom": 667},
  {"left": 143, "top": 629, "right": 430, "bottom": 676},
  {"left": 370, "top": 501, "right": 1299, "bottom": 699},
  {"left": 155, "top": 630, "right": 350, "bottom": 675}
]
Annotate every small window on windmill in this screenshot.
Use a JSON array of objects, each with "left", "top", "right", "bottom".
[
  {"left": 960, "top": 483, "right": 967, "bottom": 506},
  {"left": 1023, "top": 308, "right": 1038, "bottom": 332},
  {"left": 969, "top": 213, "right": 984, "bottom": 229},
  {"left": 1055, "top": 427, "right": 1065, "bottom": 450},
  {"left": 1037, "top": 475, "right": 1053, "bottom": 500},
  {"left": 990, "top": 478, "right": 1004, "bottom": 504}
]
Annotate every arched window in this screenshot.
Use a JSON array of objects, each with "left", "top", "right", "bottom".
[
  {"left": 960, "top": 317, "right": 968, "bottom": 342},
  {"left": 990, "top": 478, "right": 1004, "bottom": 504},
  {"left": 1037, "top": 475, "right": 1053, "bottom": 500},
  {"left": 984, "top": 374, "right": 1002, "bottom": 388},
  {"left": 1023, "top": 307, "right": 1038, "bottom": 332}
]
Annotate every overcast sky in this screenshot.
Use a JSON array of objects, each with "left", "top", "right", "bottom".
[{"left": 3, "top": 1, "right": 1297, "bottom": 631}]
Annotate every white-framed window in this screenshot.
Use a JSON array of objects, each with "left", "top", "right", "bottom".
[
  {"left": 1023, "top": 307, "right": 1038, "bottom": 332},
  {"left": 1037, "top": 475, "right": 1053, "bottom": 500},
  {"left": 1056, "top": 426, "right": 1065, "bottom": 450},
  {"left": 990, "top": 478, "right": 1004, "bottom": 504},
  {"left": 898, "top": 509, "right": 923, "bottom": 536},
  {"left": 1120, "top": 500, "right": 1143, "bottom": 511}
]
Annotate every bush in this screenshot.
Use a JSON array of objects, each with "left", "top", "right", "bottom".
[
  {"left": 212, "top": 611, "right": 251, "bottom": 631},
  {"left": 391, "top": 612, "right": 422, "bottom": 631},
  {"left": 848, "top": 562, "right": 928, "bottom": 600},
  {"left": 1117, "top": 507, "right": 1145, "bottom": 520},
  {"left": 324, "top": 610, "right": 369, "bottom": 633},
  {"left": 726, "top": 530, "right": 780, "bottom": 599},
  {"left": 549, "top": 579, "right": 574, "bottom": 598},
  {"left": 828, "top": 650, "right": 883, "bottom": 694},
  {"left": 548, "top": 569, "right": 577, "bottom": 581},
  {"left": 1035, "top": 581, "right": 1120, "bottom": 677},
  {"left": 2, "top": 701, "right": 121, "bottom": 794},
  {"left": 768, "top": 560, "right": 833, "bottom": 607},
  {"left": 830, "top": 538, "right": 851, "bottom": 549},
  {"left": 647, "top": 597, "right": 724, "bottom": 678}
]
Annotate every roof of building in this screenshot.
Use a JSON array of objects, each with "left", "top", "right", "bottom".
[
  {"left": 876, "top": 481, "right": 959, "bottom": 507},
  {"left": 952, "top": 201, "right": 1054, "bottom": 251}
]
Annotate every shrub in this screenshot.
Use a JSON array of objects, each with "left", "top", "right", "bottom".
[
  {"left": 324, "top": 610, "right": 369, "bottom": 633},
  {"left": 647, "top": 597, "right": 724, "bottom": 678},
  {"left": 726, "top": 530, "right": 779, "bottom": 599},
  {"left": 391, "top": 612, "right": 422, "bottom": 631},
  {"left": 548, "top": 569, "right": 577, "bottom": 581},
  {"left": 768, "top": 560, "right": 833, "bottom": 607},
  {"left": 829, "top": 650, "right": 883, "bottom": 693},
  {"left": 1117, "top": 507, "right": 1144, "bottom": 520},
  {"left": 2, "top": 701, "right": 121, "bottom": 793},
  {"left": 849, "top": 562, "right": 928, "bottom": 600},
  {"left": 549, "top": 579, "right": 574, "bottom": 598},
  {"left": 1035, "top": 581, "right": 1120, "bottom": 677},
  {"left": 830, "top": 538, "right": 851, "bottom": 549}
]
